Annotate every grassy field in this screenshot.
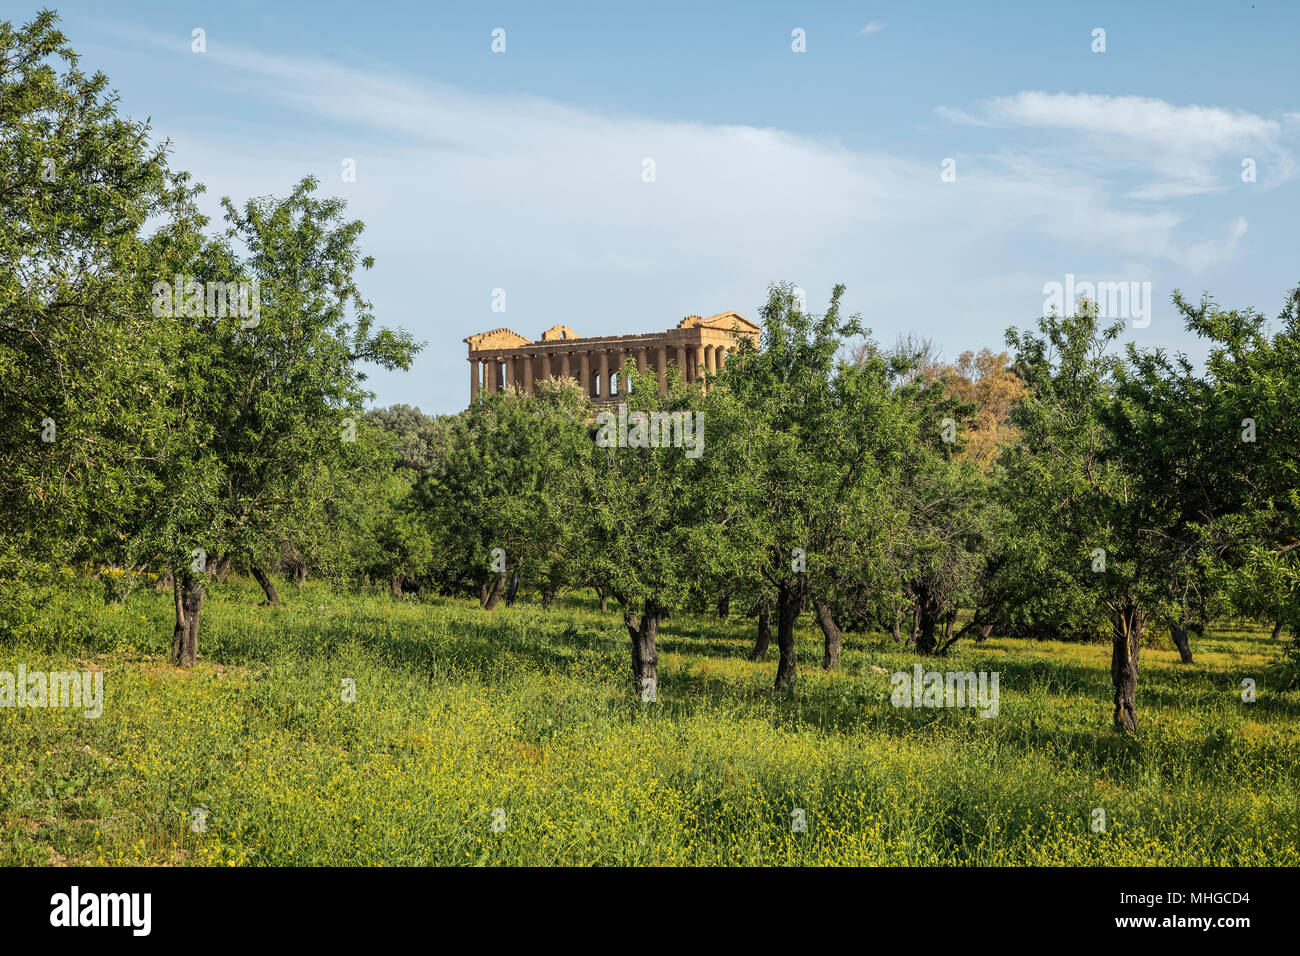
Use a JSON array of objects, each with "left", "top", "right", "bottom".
[{"left": 1, "top": 579, "right": 1297, "bottom": 866}]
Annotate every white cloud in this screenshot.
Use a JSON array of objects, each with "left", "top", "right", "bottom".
[
  {"left": 939, "top": 91, "right": 1296, "bottom": 198},
  {"left": 933, "top": 105, "right": 994, "bottom": 127},
  {"left": 857, "top": 22, "right": 887, "bottom": 36},
  {"left": 115, "top": 30, "right": 1264, "bottom": 410}
]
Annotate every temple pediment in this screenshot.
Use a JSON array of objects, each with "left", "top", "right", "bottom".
[
  {"left": 464, "top": 328, "right": 532, "bottom": 351},
  {"left": 677, "top": 311, "right": 760, "bottom": 333}
]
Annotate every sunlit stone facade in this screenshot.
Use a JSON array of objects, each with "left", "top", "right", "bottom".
[{"left": 464, "top": 312, "right": 760, "bottom": 407}]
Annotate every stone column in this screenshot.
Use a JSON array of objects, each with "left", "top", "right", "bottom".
[
  {"left": 504, "top": 356, "right": 515, "bottom": 393},
  {"left": 522, "top": 353, "right": 533, "bottom": 394},
  {"left": 694, "top": 344, "right": 705, "bottom": 383},
  {"left": 470, "top": 357, "right": 480, "bottom": 403},
  {"left": 486, "top": 358, "right": 498, "bottom": 394},
  {"left": 657, "top": 346, "right": 668, "bottom": 394},
  {"left": 705, "top": 345, "right": 716, "bottom": 375},
  {"left": 636, "top": 347, "right": 647, "bottom": 374},
  {"left": 580, "top": 352, "right": 592, "bottom": 397},
  {"left": 676, "top": 345, "right": 687, "bottom": 380},
  {"left": 560, "top": 351, "right": 571, "bottom": 381},
  {"left": 598, "top": 350, "right": 609, "bottom": 399}
]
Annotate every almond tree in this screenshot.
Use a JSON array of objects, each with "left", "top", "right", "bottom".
[
  {"left": 718, "top": 283, "right": 915, "bottom": 686},
  {"left": 203, "top": 179, "right": 418, "bottom": 608},
  {"left": 1174, "top": 286, "right": 1300, "bottom": 654},
  {"left": 1106, "top": 337, "right": 1238, "bottom": 665},
  {"left": 416, "top": 378, "right": 589, "bottom": 609},
  {"left": 130, "top": 179, "right": 418, "bottom": 664},
  {"left": 571, "top": 361, "right": 755, "bottom": 695},
  {"left": 1005, "top": 307, "right": 1170, "bottom": 732},
  {"left": 0, "top": 11, "right": 194, "bottom": 590}
]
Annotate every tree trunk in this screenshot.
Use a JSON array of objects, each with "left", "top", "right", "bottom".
[
  {"left": 913, "top": 586, "right": 940, "bottom": 655},
  {"left": 169, "top": 571, "right": 204, "bottom": 667},
  {"left": 1110, "top": 601, "right": 1144, "bottom": 734},
  {"left": 210, "top": 555, "right": 231, "bottom": 583},
  {"left": 1169, "top": 624, "right": 1194, "bottom": 664},
  {"left": 977, "top": 622, "right": 993, "bottom": 644},
  {"left": 774, "top": 581, "right": 802, "bottom": 690},
  {"left": 1272, "top": 620, "right": 1284, "bottom": 640},
  {"left": 184, "top": 580, "right": 204, "bottom": 664},
  {"left": 623, "top": 607, "right": 660, "bottom": 695},
  {"left": 542, "top": 588, "right": 556, "bottom": 610},
  {"left": 391, "top": 574, "right": 403, "bottom": 597},
  {"left": 717, "top": 593, "right": 730, "bottom": 619},
  {"left": 482, "top": 570, "right": 507, "bottom": 610},
  {"left": 749, "top": 607, "right": 772, "bottom": 661},
  {"left": 891, "top": 615, "right": 903, "bottom": 644},
  {"left": 814, "top": 598, "right": 842, "bottom": 670},
  {"left": 596, "top": 588, "right": 609, "bottom": 613},
  {"left": 292, "top": 561, "right": 307, "bottom": 587},
  {"left": 252, "top": 566, "right": 281, "bottom": 608},
  {"left": 936, "top": 609, "right": 962, "bottom": 654},
  {"left": 170, "top": 573, "right": 186, "bottom": 665},
  {"left": 505, "top": 566, "right": 521, "bottom": 607}
]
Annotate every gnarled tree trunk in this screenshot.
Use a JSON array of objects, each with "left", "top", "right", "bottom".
[
  {"left": 481, "top": 570, "right": 507, "bottom": 610},
  {"left": 1169, "top": 624, "right": 1194, "bottom": 664},
  {"left": 624, "top": 606, "right": 661, "bottom": 696},
  {"left": 774, "top": 580, "right": 803, "bottom": 690},
  {"left": 1272, "top": 620, "right": 1284, "bottom": 640},
  {"left": 1110, "top": 601, "right": 1145, "bottom": 734},
  {"left": 913, "top": 585, "right": 941, "bottom": 655},
  {"left": 814, "top": 598, "right": 842, "bottom": 669},
  {"left": 252, "top": 566, "right": 281, "bottom": 608},
  {"left": 717, "top": 593, "right": 730, "bottom": 619},
  {"left": 169, "top": 571, "right": 205, "bottom": 667},
  {"left": 209, "top": 555, "right": 231, "bottom": 583},
  {"left": 505, "top": 566, "right": 521, "bottom": 607}
]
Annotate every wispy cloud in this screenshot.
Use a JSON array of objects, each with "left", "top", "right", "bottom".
[
  {"left": 856, "top": 22, "right": 887, "bottom": 36},
  {"left": 933, "top": 105, "right": 994, "bottom": 127},
  {"left": 151, "top": 38, "right": 1236, "bottom": 266},
  {"left": 939, "top": 91, "right": 1296, "bottom": 199},
  {"left": 109, "top": 27, "right": 1268, "bottom": 409}
]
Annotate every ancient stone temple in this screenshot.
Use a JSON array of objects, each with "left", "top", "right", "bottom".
[{"left": 463, "top": 312, "right": 760, "bottom": 407}]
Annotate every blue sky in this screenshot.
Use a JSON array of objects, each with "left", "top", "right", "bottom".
[{"left": 25, "top": 0, "right": 1300, "bottom": 413}]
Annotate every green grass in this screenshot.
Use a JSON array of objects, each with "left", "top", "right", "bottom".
[{"left": 1, "top": 579, "right": 1296, "bottom": 865}]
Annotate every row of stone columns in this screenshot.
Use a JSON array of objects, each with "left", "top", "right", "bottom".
[{"left": 470, "top": 343, "right": 731, "bottom": 402}]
